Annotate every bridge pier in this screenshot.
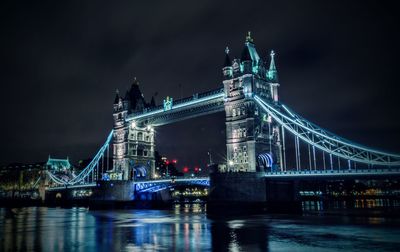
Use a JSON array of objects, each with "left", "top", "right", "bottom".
[
  {"left": 45, "top": 189, "right": 74, "bottom": 206},
  {"left": 208, "top": 172, "right": 301, "bottom": 213},
  {"left": 265, "top": 179, "right": 301, "bottom": 211},
  {"left": 92, "top": 181, "right": 135, "bottom": 201},
  {"left": 90, "top": 180, "right": 176, "bottom": 208}
]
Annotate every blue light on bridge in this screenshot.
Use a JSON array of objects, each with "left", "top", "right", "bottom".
[{"left": 102, "top": 173, "right": 111, "bottom": 181}]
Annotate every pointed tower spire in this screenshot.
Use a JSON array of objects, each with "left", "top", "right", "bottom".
[
  {"left": 224, "top": 46, "right": 232, "bottom": 67},
  {"left": 267, "top": 50, "right": 278, "bottom": 82},
  {"left": 114, "top": 89, "right": 120, "bottom": 104},
  {"left": 132, "top": 76, "right": 139, "bottom": 86},
  {"left": 245, "top": 31, "right": 254, "bottom": 43},
  {"left": 150, "top": 96, "right": 156, "bottom": 107}
]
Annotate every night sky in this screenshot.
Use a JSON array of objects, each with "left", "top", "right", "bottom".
[{"left": 1, "top": 0, "right": 399, "bottom": 169}]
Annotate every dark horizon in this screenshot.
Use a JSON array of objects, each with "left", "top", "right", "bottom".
[{"left": 1, "top": 0, "right": 400, "bottom": 169}]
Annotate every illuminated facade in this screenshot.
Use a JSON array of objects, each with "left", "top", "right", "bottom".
[
  {"left": 223, "top": 32, "right": 282, "bottom": 172},
  {"left": 112, "top": 78, "right": 156, "bottom": 180}
]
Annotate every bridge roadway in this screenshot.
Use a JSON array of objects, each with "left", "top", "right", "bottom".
[{"left": 46, "top": 177, "right": 210, "bottom": 191}]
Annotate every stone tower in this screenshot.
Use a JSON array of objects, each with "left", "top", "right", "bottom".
[
  {"left": 112, "top": 89, "right": 129, "bottom": 179},
  {"left": 112, "top": 78, "right": 156, "bottom": 180},
  {"left": 223, "top": 32, "right": 282, "bottom": 172}
]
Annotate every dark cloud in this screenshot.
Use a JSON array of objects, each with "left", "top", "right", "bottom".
[{"left": 1, "top": 0, "right": 399, "bottom": 168}]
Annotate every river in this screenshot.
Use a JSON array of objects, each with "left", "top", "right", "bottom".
[{"left": 1, "top": 204, "right": 400, "bottom": 251}]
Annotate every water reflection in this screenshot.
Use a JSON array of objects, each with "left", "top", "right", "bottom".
[
  {"left": 211, "top": 218, "right": 269, "bottom": 251},
  {"left": 1, "top": 204, "right": 400, "bottom": 251},
  {"left": 302, "top": 199, "right": 400, "bottom": 211}
]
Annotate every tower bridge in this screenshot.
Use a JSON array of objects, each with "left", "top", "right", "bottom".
[{"left": 42, "top": 33, "right": 400, "bottom": 204}]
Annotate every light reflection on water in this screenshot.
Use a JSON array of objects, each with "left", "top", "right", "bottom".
[
  {"left": 0, "top": 204, "right": 400, "bottom": 251},
  {"left": 302, "top": 199, "right": 400, "bottom": 211}
]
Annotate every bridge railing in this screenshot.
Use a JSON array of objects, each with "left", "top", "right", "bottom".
[{"left": 264, "top": 167, "right": 400, "bottom": 177}]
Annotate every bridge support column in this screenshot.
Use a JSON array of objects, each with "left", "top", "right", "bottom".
[
  {"left": 265, "top": 179, "right": 301, "bottom": 212},
  {"left": 209, "top": 172, "right": 301, "bottom": 213}
]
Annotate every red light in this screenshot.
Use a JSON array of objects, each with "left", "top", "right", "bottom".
[
  {"left": 173, "top": 159, "right": 177, "bottom": 164},
  {"left": 194, "top": 167, "right": 199, "bottom": 172},
  {"left": 165, "top": 160, "right": 170, "bottom": 165},
  {"left": 183, "top": 166, "right": 189, "bottom": 173}
]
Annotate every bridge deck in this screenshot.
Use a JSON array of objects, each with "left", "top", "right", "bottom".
[
  {"left": 46, "top": 177, "right": 210, "bottom": 191},
  {"left": 47, "top": 169, "right": 400, "bottom": 191}
]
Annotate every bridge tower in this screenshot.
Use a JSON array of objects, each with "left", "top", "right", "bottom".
[
  {"left": 223, "top": 32, "right": 282, "bottom": 172},
  {"left": 112, "top": 78, "right": 156, "bottom": 180},
  {"left": 112, "top": 89, "right": 129, "bottom": 179}
]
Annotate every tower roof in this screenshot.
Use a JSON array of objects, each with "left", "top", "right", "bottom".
[
  {"left": 241, "top": 32, "right": 260, "bottom": 63},
  {"left": 126, "top": 77, "right": 146, "bottom": 111}
]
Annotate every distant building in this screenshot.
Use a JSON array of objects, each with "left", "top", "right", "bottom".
[{"left": 46, "top": 156, "right": 72, "bottom": 172}]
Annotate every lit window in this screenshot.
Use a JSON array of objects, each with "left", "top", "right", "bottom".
[{"left": 137, "top": 132, "right": 143, "bottom": 141}]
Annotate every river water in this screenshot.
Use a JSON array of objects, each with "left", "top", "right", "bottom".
[{"left": 1, "top": 204, "right": 400, "bottom": 251}]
